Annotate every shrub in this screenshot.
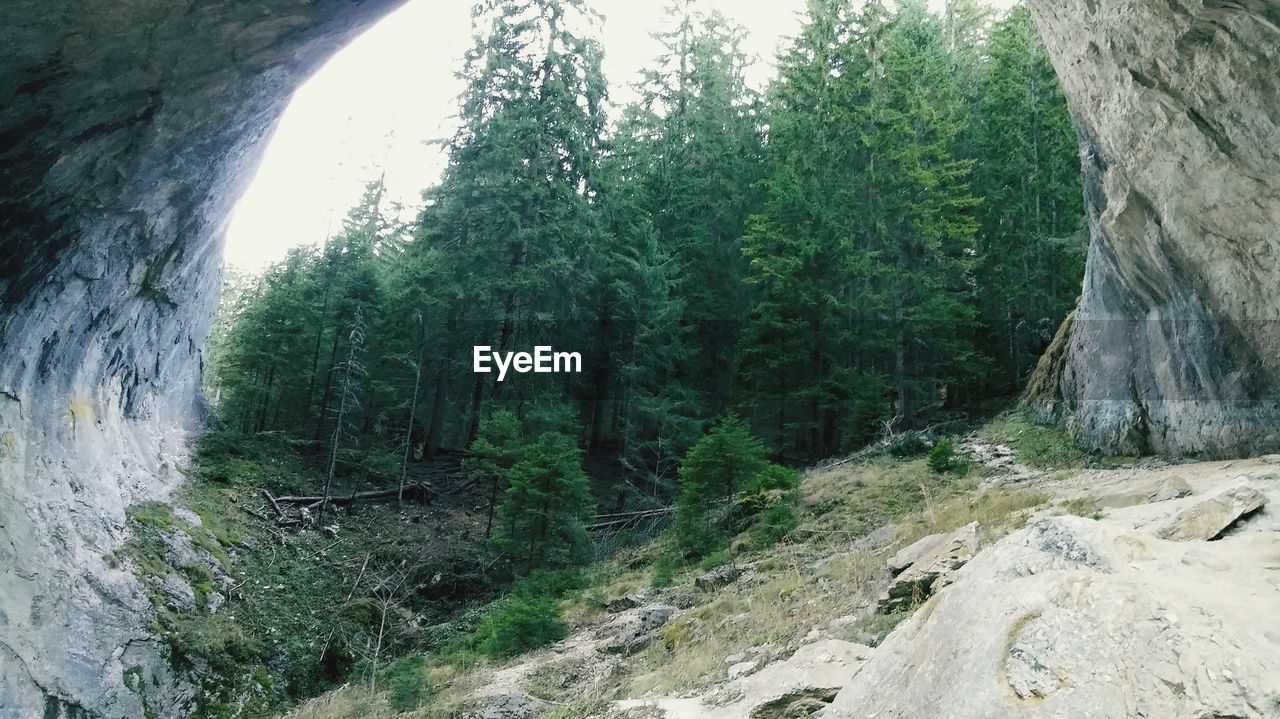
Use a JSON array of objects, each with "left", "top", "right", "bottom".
[
  {"left": 927, "top": 439, "right": 957, "bottom": 473},
  {"left": 747, "top": 499, "right": 799, "bottom": 548},
  {"left": 473, "top": 594, "right": 567, "bottom": 659},
  {"left": 650, "top": 553, "right": 680, "bottom": 589},
  {"left": 698, "top": 549, "right": 732, "bottom": 571},
  {"left": 383, "top": 654, "right": 430, "bottom": 711},
  {"left": 675, "top": 415, "right": 768, "bottom": 557},
  {"left": 511, "top": 568, "right": 586, "bottom": 600},
  {"left": 750, "top": 464, "right": 800, "bottom": 493}
]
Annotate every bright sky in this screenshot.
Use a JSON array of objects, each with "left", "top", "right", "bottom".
[{"left": 224, "top": 0, "right": 1014, "bottom": 270}]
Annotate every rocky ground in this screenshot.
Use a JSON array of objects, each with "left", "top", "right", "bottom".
[{"left": 285, "top": 430, "right": 1280, "bottom": 719}]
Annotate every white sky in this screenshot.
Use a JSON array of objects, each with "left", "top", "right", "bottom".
[{"left": 224, "top": 0, "right": 1013, "bottom": 270}]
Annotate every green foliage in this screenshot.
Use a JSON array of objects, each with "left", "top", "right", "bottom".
[
  {"left": 492, "top": 431, "right": 595, "bottom": 572},
  {"left": 382, "top": 654, "right": 431, "bottom": 711},
  {"left": 745, "top": 499, "right": 800, "bottom": 550},
  {"left": 650, "top": 553, "right": 681, "bottom": 590},
  {"left": 473, "top": 593, "right": 568, "bottom": 659},
  {"left": 927, "top": 439, "right": 958, "bottom": 473},
  {"left": 750, "top": 464, "right": 800, "bottom": 493},
  {"left": 698, "top": 549, "right": 732, "bottom": 572},
  {"left": 981, "top": 412, "right": 1120, "bottom": 469},
  {"left": 674, "top": 415, "right": 769, "bottom": 556},
  {"left": 511, "top": 568, "right": 588, "bottom": 600}
]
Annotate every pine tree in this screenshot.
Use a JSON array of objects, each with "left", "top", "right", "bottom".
[
  {"left": 632, "top": 4, "right": 764, "bottom": 412},
  {"left": 674, "top": 414, "right": 768, "bottom": 555},
  {"left": 493, "top": 431, "right": 594, "bottom": 571},
  {"left": 320, "top": 306, "right": 368, "bottom": 520},
  {"left": 970, "top": 7, "right": 1085, "bottom": 390}
]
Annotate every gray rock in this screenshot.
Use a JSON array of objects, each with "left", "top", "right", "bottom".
[
  {"left": 615, "top": 639, "right": 873, "bottom": 719},
  {"left": 470, "top": 691, "right": 533, "bottom": 719},
  {"left": 886, "top": 532, "right": 947, "bottom": 576},
  {"left": 695, "top": 565, "right": 742, "bottom": 592},
  {"left": 1095, "top": 475, "right": 1192, "bottom": 509},
  {"left": 1023, "top": 0, "right": 1280, "bottom": 457},
  {"left": 1157, "top": 481, "right": 1267, "bottom": 541},
  {"left": 876, "top": 523, "right": 978, "bottom": 614},
  {"left": 159, "top": 574, "right": 196, "bottom": 612},
  {"left": 597, "top": 605, "right": 677, "bottom": 655},
  {"left": 0, "top": 2, "right": 403, "bottom": 716},
  {"left": 817, "top": 513, "right": 1280, "bottom": 718},
  {"left": 741, "top": 641, "right": 874, "bottom": 719}
]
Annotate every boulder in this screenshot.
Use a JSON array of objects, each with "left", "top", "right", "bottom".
[
  {"left": 1094, "top": 475, "right": 1192, "bottom": 509},
  {"left": 469, "top": 691, "right": 533, "bottom": 719},
  {"left": 695, "top": 565, "right": 742, "bottom": 592},
  {"left": 738, "top": 640, "right": 874, "bottom": 719},
  {"left": 1023, "top": 0, "right": 1280, "bottom": 457},
  {"left": 615, "top": 639, "right": 873, "bottom": 719},
  {"left": 159, "top": 574, "right": 197, "bottom": 612},
  {"left": 886, "top": 532, "right": 947, "bottom": 576},
  {"left": 816, "top": 513, "right": 1280, "bottom": 718},
  {"left": 597, "top": 604, "right": 677, "bottom": 655},
  {"left": 876, "top": 523, "right": 978, "bottom": 614},
  {"left": 1157, "top": 481, "right": 1266, "bottom": 541}
]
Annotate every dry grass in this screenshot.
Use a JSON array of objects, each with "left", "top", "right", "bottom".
[
  {"left": 285, "top": 688, "right": 393, "bottom": 719},
  {"left": 281, "top": 450, "right": 1051, "bottom": 718},
  {"left": 614, "top": 456, "right": 1047, "bottom": 698}
]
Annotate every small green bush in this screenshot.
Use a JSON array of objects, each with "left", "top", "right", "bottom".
[
  {"left": 650, "top": 553, "right": 680, "bottom": 589},
  {"left": 747, "top": 499, "right": 799, "bottom": 548},
  {"left": 512, "top": 568, "right": 586, "bottom": 600},
  {"left": 675, "top": 415, "right": 769, "bottom": 557},
  {"left": 698, "top": 549, "right": 732, "bottom": 571},
  {"left": 383, "top": 654, "right": 431, "bottom": 711},
  {"left": 750, "top": 464, "right": 800, "bottom": 493},
  {"left": 473, "top": 594, "right": 567, "bottom": 659},
  {"left": 927, "top": 439, "right": 957, "bottom": 473}
]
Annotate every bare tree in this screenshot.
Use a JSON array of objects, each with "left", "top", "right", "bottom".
[
  {"left": 398, "top": 310, "right": 425, "bottom": 506},
  {"left": 320, "top": 307, "right": 367, "bottom": 520}
]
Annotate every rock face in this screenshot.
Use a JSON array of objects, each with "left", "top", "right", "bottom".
[
  {"left": 0, "top": 2, "right": 403, "bottom": 716},
  {"left": 616, "top": 639, "right": 874, "bottom": 719},
  {"left": 876, "top": 522, "right": 978, "bottom": 614},
  {"left": 818, "top": 483, "right": 1280, "bottom": 719},
  {"left": 1156, "top": 479, "right": 1266, "bottom": 541},
  {"left": 1025, "top": 0, "right": 1280, "bottom": 456}
]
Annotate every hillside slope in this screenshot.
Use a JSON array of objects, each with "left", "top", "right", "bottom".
[{"left": 279, "top": 420, "right": 1280, "bottom": 718}]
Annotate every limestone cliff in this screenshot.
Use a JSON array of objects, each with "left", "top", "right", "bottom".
[
  {"left": 1025, "top": 0, "right": 1280, "bottom": 456},
  {"left": 0, "top": 2, "right": 403, "bottom": 716}
]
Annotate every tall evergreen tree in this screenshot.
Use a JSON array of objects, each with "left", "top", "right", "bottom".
[{"left": 969, "top": 6, "right": 1085, "bottom": 389}]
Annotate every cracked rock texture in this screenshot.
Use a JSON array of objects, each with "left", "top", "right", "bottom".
[
  {"left": 818, "top": 471, "right": 1280, "bottom": 719},
  {"left": 1025, "top": 0, "right": 1280, "bottom": 456},
  {"left": 0, "top": 1, "right": 404, "bottom": 716}
]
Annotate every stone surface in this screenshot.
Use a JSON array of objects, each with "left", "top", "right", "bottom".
[
  {"left": 470, "top": 691, "right": 533, "bottom": 719},
  {"left": 596, "top": 604, "right": 677, "bottom": 655},
  {"left": 876, "top": 522, "right": 978, "bottom": 614},
  {"left": 0, "top": 2, "right": 405, "bottom": 717},
  {"left": 1025, "top": 0, "right": 1280, "bottom": 456},
  {"left": 695, "top": 565, "right": 742, "bottom": 592},
  {"left": 885, "top": 532, "right": 947, "bottom": 576},
  {"left": 159, "top": 573, "right": 196, "bottom": 612},
  {"left": 1156, "top": 480, "right": 1266, "bottom": 541},
  {"left": 1094, "top": 474, "right": 1192, "bottom": 508},
  {"left": 616, "top": 639, "right": 874, "bottom": 719},
  {"left": 817, "top": 501, "right": 1280, "bottom": 719}
]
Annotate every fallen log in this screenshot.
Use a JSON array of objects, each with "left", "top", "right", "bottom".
[
  {"left": 273, "top": 482, "right": 435, "bottom": 506},
  {"left": 262, "top": 490, "right": 285, "bottom": 518}
]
